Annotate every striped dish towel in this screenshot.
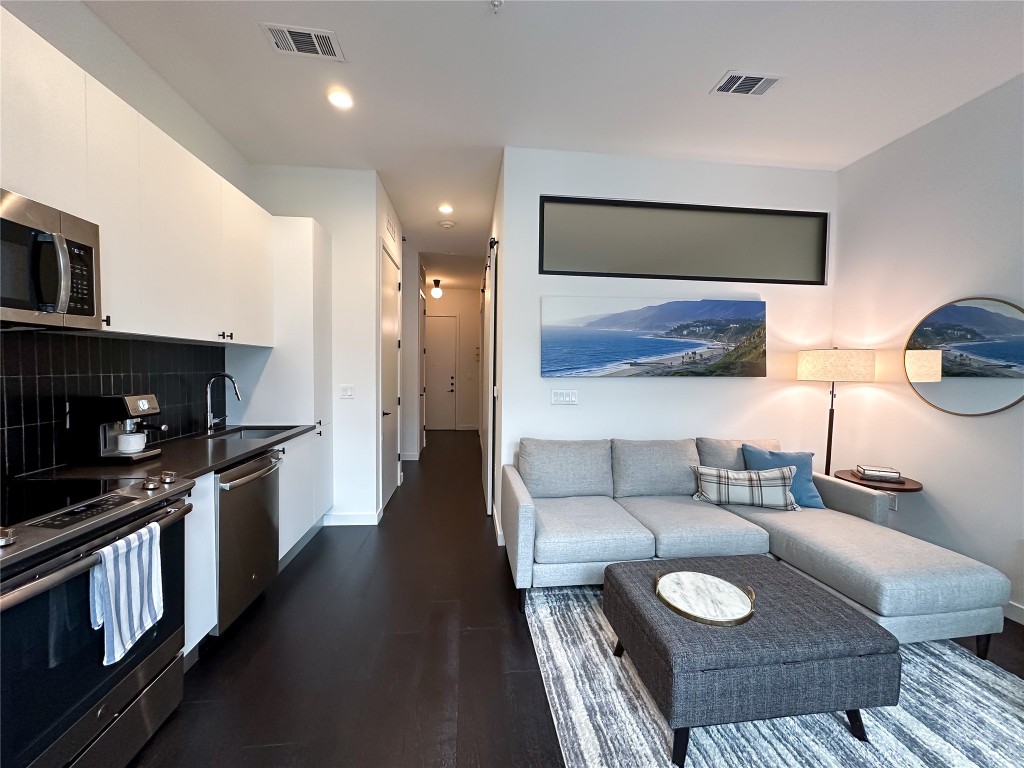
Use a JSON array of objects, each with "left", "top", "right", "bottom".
[{"left": 89, "top": 521, "right": 164, "bottom": 666}]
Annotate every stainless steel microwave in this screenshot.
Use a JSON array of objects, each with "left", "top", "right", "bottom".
[{"left": 0, "top": 189, "right": 102, "bottom": 330}]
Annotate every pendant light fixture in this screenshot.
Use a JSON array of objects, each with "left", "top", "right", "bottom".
[{"left": 430, "top": 279, "right": 443, "bottom": 299}]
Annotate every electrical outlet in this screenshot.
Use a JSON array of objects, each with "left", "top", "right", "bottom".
[
  {"left": 550, "top": 389, "right": 578, "bottom": 405},
  {"left": 340, "top": 385, "right": 355, "bottom": 399}
]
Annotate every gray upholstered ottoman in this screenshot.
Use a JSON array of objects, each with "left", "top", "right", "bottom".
[{"left": 604, "top": 555, "right": 902, "bottom": 766}]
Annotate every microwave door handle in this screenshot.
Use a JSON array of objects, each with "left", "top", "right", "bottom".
[
  {"left": 52, "top": 233, "right": 71, "bottom": 313},
  {"left": 0, "top": 503, "right": 192, "bottom": 614}
]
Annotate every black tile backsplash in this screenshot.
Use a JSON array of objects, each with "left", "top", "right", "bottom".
[{"left": 0, "top": 330, "right": 226, "bottom": 477}]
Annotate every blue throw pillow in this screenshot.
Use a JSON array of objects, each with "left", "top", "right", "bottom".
[{"left": 741, "top": 444, "right": 825, "bottom": 509}]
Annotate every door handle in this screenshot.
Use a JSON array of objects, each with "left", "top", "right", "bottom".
[
  {"left": 53, "top": 233, "right": 71, "bottom": 313},
  {"left": 448, "top": 389, "right": 455, "bottom": 393},
  {"left": 382, "top": 411, "right": 392, "bottom": 416}
]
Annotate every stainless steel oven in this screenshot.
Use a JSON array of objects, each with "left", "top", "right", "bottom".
[
  {"left": 0, "top": 189, "right": 102, "bottom": 330},
  {"left": 0, "top": 475, "right": 193, "bottom": 768}
]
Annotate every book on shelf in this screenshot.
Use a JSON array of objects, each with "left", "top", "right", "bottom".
[{"left": 856, "top": 464, "right": 901, "bottom": 479}]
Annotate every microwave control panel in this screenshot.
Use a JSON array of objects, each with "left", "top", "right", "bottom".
[{"left": 66, "top": 240, "right": 95, "bottom": 316}]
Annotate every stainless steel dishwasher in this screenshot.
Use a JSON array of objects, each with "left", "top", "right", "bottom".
[{"left": 212, "top": 450, "right": 282, "bottom": 635}]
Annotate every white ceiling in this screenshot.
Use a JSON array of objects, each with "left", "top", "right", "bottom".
[{"left": 11, "top": 2, "right": 1024, "bottom": 271}]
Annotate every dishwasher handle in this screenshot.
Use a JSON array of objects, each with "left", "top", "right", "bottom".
[{"left": 219, "top": 456, "right": 283, "bottom": 491}]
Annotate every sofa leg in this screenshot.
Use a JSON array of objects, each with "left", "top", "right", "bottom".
[
  {"left": 846, "top": 709, "right": 869, "bottom": 742},
  {"left": 976, "top": 633, "right": 992, "bottom": 660},
  {"left": 613, "top": 640, "right": 624, "bottom": 658},
  {"left": 518, "top": 588, "right": 527, "bottom": 614},
  {"left": 671, "top": 727, "right": 690, "bottom": 766}
]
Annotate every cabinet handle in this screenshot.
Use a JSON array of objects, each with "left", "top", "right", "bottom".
[
  {"left": 227, "top": 332, "right": 234, "bottom": 340},
  {"left": 102, "top": 315, "right": 111, "bottom": 327},
  {"left": 218, "top": 331, "right": 226, "bottom": 339},
  {"left": 317, "top": 431, "right": 323, "bottom": 436},
  {"left": 316, "top": 419, "right": 322, "bottom": 426}
]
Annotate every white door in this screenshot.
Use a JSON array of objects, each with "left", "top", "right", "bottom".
[
  {"left": 380, "top": 247, "right": 401, "bottom": 509},
  {"left": 419, "top": 290, "right": 427, "bottom": 449},
  {"left": 425, "top": 316, "right": 457, "bottom": 430}
]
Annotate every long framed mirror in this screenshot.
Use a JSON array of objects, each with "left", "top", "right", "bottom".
[{"left": 904, "top": 297, "right": 1024, "bottom": 416}]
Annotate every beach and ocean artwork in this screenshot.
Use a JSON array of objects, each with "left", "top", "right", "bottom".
[
  {"left": 907, "top": 299, "right": 1024, "bottom": 378},
  {"left": 541, "top": 297, "right": 766, "bottom": 377}
]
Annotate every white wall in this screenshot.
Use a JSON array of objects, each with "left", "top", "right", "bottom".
[
  {"left": 400, "top": 247, "right": 423, "bottom": 460},
  {"left": 248, "top": 165, "right": 380, "bottom": 522},
  {"left": 834, "top": 77, "right": 1024, "bottom": 622},
  {"left": 496, "top": 147, "right": 839, "bottom": 536},
  {"left": 427, "top": 288, "right": 482, "bottom": 430}
]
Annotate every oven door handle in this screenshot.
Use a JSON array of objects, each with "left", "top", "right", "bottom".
[
  {"left": 52, "top": 233, "right": 72, "bottom": 314},
  {"left": 0, "top": 503, "right": 192, "bottom": 614}
]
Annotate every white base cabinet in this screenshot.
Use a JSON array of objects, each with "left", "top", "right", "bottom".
[
  {"left": 279, "top": 432, "right": 317, "bottom": 559},
  {"left": 184, "top": 472, "right": 217, "bottom": 655}
]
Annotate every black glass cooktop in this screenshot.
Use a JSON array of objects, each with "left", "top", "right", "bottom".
[{"left": 1, "top": 478, "right": 138, "bottom": 528}]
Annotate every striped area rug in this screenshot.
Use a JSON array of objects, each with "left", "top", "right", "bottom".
[{"left": 526, "top": 586, "right": 1024, "bottom": 768}]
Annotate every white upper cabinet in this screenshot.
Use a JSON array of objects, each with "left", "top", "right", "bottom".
[
  {"left": 139, "top": 118, "right": 223, "bottom": 341},
  {"left": 312, "top": 220, "right": 333, "bottom": 425},
  {"left": 85, "top": 77, "right": 141, "bottom": 333},
  {"left": 0, "top": 10, "right": 88, "bottom": 216},
  {"left": 221, "top": 181, "right": 273, "bottom": 346}
]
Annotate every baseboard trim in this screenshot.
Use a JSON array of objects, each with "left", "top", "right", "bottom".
[
  {"left": 400, "top": 451, "right": 420, "bottom": 461},
  {"left": 324, "top": 509, "right": 383, "bottom": 526},
  {"left": 1005, "top": 600, "right": 1024, "bottom": 625},
  {"left": 456, "top": 424, "right": 479, "bottom": 431}
]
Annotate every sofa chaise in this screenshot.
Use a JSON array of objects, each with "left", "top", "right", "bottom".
[{"left": 502, "top": 437, "right": 1011, "bottom": 653}]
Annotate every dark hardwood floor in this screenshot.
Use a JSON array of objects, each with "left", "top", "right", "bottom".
[
  {"left": 130, "top": 431, "right": 563, "bottom": 768},
  {"left": 130, "top": 430, "right": 1023, "bottom": 768}
]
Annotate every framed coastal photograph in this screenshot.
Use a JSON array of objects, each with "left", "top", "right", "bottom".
[
  {"left": 541, "top": 297, "right": 766, "bottom": 378},
  {"left": 907, "top": 298, "right": 1024, "bottom": 378}
]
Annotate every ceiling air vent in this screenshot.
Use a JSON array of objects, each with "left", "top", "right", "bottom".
[
  {"left": 712, "top": 71, "right": 780, "bottom": 96},
  {"left": 258, "top": 23, "right": 346, "bottom": 62}
]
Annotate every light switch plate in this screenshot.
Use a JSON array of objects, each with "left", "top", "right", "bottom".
[
  {"left": 340, "top": 385, "right": 355, "bottom": 399},
  {"left": 551, "top": 389, "right": 578, "bottom": 405}
]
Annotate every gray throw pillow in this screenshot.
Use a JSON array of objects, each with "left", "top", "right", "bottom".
[
  {"left": 612, "top": 439, "right": 701, "bottom": 497},
  {"left": 518, "top": 438, "right": 613, "bottom": 498},
  {"left": 695, "top": 437, "right": 782, "bottom": 471}
]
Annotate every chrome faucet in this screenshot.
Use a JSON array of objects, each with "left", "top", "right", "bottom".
[{"left": 206, "top": 373, "right": 242, "bottom": 433}]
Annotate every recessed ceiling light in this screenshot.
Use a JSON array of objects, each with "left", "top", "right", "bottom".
[
  {"left": 327, "top": 89, "right": 353, "bottom": 110},
  {"left": 438, "top": 203, "right": 453, "bottom": 215}
]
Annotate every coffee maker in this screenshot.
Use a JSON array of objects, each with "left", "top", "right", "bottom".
[{"left": 68, "top": 394, "right": 169, "bottom": 464}]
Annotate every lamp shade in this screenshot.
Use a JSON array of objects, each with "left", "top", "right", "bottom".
[
  {"left": 905, "top": 349, "right": 942, "bottom": 382},
  {"left": 797, "top": 348, "right": 875, "bottom": 382}
]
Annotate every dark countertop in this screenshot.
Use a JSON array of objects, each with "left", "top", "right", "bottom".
[{"left": 44, "top": 425, "right": 316, "bottom": 481}]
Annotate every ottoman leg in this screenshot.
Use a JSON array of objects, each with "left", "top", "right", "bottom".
[
  {"left": 613, "top": 640, "right": 625, "bottom": 658},
  {"left": 976, "top": 634, "right": 992, "bottom": 660},
  {"left": 672, "top": 727, "right": 690, "bottom": 766},
  {"left": 846, "top": 710, "right": 869, "bottom": 742}
]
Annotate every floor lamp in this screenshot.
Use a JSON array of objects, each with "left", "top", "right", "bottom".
[{"left": 796, "top": 348, "right": 876, "bottom": 475}]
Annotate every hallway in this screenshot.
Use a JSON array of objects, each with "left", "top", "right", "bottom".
[{"left": 131, "top": 431, "right": 563, "bottom": 768}]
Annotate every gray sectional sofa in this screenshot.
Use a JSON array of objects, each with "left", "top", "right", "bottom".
[{"left": 502, "top": 437, "right": 1012, "bottom": 649}]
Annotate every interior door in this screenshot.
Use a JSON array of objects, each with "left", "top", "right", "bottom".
[
  {"left": 425, "top": 315, "right": 457, "bottom": 430},
  {"left": 419, "top": 289, "right": 427, "bottom": 449},
  {"left": 380, "top": 246, "right": 401, "bottom": 509}
]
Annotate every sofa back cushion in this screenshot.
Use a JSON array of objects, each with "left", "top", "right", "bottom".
[
  {"left": 518, "top": 438, "right": 613, "bottom": 498},
  {"left": 696, "top": 437, "right": 781, "bottom": 471},
  {"left": 612, "top": 439, "right": 701, "bottom": 497}
]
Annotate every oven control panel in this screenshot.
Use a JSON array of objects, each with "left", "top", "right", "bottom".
[{"left": 30, "top": 495, "right": 141, "bottom": 530}]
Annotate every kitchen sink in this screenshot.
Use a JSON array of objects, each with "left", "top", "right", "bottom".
[{"left": 204, "top": 427, "right": 291, "bottom": 441}]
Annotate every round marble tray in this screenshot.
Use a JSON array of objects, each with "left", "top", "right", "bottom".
[{"left": 654, "top": 571, "right": 756, "bottom": 627}]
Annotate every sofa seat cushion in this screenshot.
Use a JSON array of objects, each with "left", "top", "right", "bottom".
[
  {"left": 518, "top": 438, "right": 612, "bottom": 498},
  {"left": 612, "top": 439, "right": 701, "bottom": 497},
  {"left": 534, "top": 496, "right": 655, "bottom": 564},
  {"left": 722, "top": 505, "right": 1012, "bottom": 617},
  {"left": 617, "top": 496, "right": 769, "bottom": 558}
]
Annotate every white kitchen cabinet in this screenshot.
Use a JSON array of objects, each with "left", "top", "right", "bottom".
[
  {"left": 85, "top": 76, "right": 141, "bottom": 333},
  {"left": 312, "top": 221, "right": 333, "bottom": 423},
  {"left": 184, "top": 472, "right": 217, "bottom": 655},
  {"left": 139, "top": 117, "right": 223, "bottom": 342},
  {"left": 278, "top": 431, "right": 317, "bottom": 559},
  {"left": 221, "top": 181, "right": 274, "bottom": 346},
  {"left": 315, "top": 422, "right": 334, "bottom": 519},
  {"left": 0, "top": 10, "right": 88, "bottom": 217}
]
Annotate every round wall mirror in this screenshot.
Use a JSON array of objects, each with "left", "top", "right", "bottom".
[{"left": 904, "top": 297, "right": 1024, "bottom": 416}]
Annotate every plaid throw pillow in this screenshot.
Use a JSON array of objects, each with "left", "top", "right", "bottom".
[{"left": 692, "top": 465, "right": 800, "bottom": 510}]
